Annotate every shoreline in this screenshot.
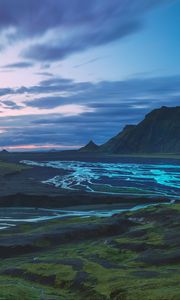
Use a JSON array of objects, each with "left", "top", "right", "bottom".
[
  {"left": 0, "top": 201, "right": 171, "bottom": 230},
  {"left": 1, "top": 150, "right": 180, "bottom": 159},
  {"left": 1, "top": 150, "right": 180, "bottom": 165}
]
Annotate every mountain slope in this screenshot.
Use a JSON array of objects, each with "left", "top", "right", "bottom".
[{"left": 99, "top": 106, "right": 180, "bottom": 154}]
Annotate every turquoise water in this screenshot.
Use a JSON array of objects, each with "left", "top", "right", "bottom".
[{"left": 21, "top": 160, "right": 180, "bottom": 198}]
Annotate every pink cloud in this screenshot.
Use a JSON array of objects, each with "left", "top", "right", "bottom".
[{"left": 5, "top": 144, "right": 82, "bottom": 151}]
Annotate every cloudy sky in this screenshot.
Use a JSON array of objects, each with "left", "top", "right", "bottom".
[{"left": 0, "top": 0, "right": 180, "bottom": 150}]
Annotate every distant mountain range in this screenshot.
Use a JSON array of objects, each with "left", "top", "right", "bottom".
[{"left": 80, "top": 106, "right": 180, "bottom": 154}]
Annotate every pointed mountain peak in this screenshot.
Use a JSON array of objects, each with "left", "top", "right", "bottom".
[
  {"left": 87, "top": 140, "right": 97, "bottom": 146},
  {"left": 1, "top": 149, "right": 8, "bottom": 154},
  {"left": 79, "top": 140, "right": 99, "bottom": 152}
]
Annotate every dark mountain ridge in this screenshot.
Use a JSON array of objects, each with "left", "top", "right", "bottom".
[{"left": 80, "top": 106, "right": 180, "bottom": 154}]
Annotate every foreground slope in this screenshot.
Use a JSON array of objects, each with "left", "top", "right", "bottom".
[
  {"left": 0, "top": 203, "right": 179, "bottom": 299},
  {"left": 99, "top": 106, "right": 180, "bottom": 154}
]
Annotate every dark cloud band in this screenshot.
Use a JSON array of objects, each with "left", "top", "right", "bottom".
[{"left": 0, "top": 0, "right": 170, "bottom": 61}]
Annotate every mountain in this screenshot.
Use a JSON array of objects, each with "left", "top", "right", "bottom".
[
  {"left": 97, "top": 106, "right": 180, "bottom": 154},
  {"left": 0, "top": 149, "right": 9, "bottom": 154},
  {"left": 79, "top": 140, "right": 99, "bottom": 152}
]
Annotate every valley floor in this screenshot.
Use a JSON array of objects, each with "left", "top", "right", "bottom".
[{"left": 0, "top": 152, "right": 179, "bottom": 299}]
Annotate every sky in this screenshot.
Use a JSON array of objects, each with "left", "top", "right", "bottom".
[{"left": 0, "top": 0, "right": 180, "bottom": 150}]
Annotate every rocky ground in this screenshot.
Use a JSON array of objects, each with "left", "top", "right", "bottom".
[{"left": 0, "top": 203, "right": 179, "bottom": 300}]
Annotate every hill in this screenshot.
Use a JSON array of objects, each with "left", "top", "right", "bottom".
[
  {"left": 79, "top": 140, "right": 99, "bottom": 152},
  {"left": 99, "top": 106, "right": 180, "bottom": 154}
]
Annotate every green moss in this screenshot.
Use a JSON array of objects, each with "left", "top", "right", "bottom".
[
  {"left": 18, "top": 216, "right": 103, "bottom": 237},
  {"left": 0, "top": 275, "right": 76, "bottom": 300},
  {"left": 90, "top": 183, "right": 154, "bottom": 195},
  {"left": 114, "top": 232, "right": 163, "bottom": 248},
  {"left": 22, "top": 263, "right": 76, "bottom": 287},
  {"left": 84, "top": 262, "right": 120, "bottom": 296},
  {"left": 0, "top": 285, "right": 38, "bottom": 300},
  {"left": 0, "top": 203, "right": 179, "bottom": 300},
  {"left": 146, "top": 231, "right": 163, "bottom": 246},
  {"left": 83, "top": 262, "right": 180, "bottom": 300},
  {"left": 0, "top": 161, "right": 29, "bottom": 176},
  {"left": 170, "top": 204, "right": 180, "bottom": 212},
  {"left": 0, "top": 277, "right": 39, "bottom": 300}
]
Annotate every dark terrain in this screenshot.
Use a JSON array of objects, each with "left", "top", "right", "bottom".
[
  {"left": 80, "top": 106, "right": 180, "bottom": 154},
  {"left": 0, "top": 151, "right": 179, "bottom": 299},
  {"left": 0, "top": 150, "right": 169, "bottom": 208},
  {"left": 0, "top": 203, "right": 179, "bottom": 299}
]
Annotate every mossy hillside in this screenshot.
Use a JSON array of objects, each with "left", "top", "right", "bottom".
[
  {"left": 0, "top": 203, "right": 179, "bottom": 299},
  {"left": 0, "top": 275, "right": 76, "bottom": 300},
  {"left": 0, "top": 280, "right": 39, "bottom": 300},
  {"left": 83, "top": 262, "right": 180, "bottom": 299},
  {"left": 21, "top": 263, "right": 76, "bottom": 287}
]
